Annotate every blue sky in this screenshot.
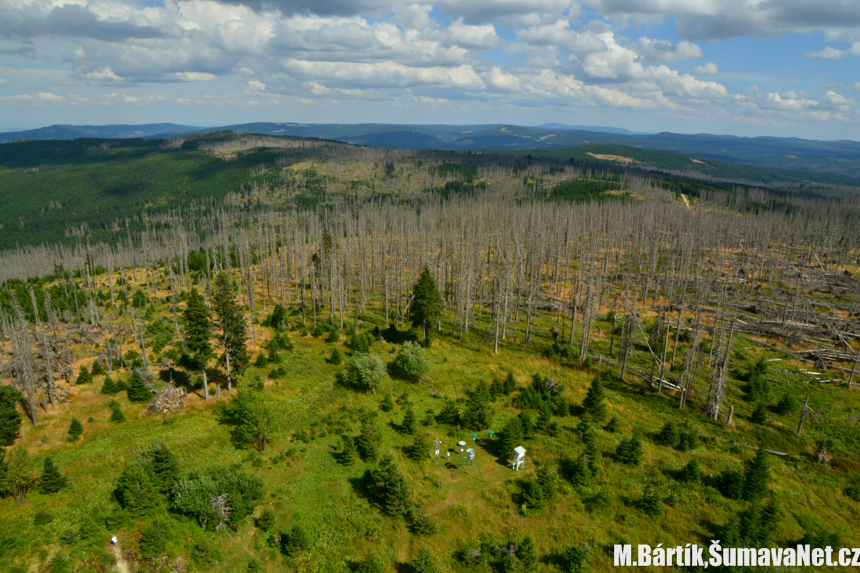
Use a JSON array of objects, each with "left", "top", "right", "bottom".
[{"left": 1, "top": 0, "right": 858, "bottom": 139}]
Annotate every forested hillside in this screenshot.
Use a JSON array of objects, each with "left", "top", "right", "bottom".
[
  {"left": 1, "top": 134, "right": 859, "bottom": 573},
  {"left": 0, "top": 133, "right": 854, "bottom": 255}
]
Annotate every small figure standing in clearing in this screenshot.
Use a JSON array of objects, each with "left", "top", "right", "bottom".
[{"left": 111, "top": 535, "right": 118, "bottom": 546}]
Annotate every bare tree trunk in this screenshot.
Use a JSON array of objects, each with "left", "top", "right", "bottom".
[
  {"left": 797, "top": 395, "right": 810, "bottom": 435},
  {"left": 225, "top": 332, "right": 232, "bottom": 393},
  {"left": 202, "top": 367, "right": 209, "bottom": 402}
]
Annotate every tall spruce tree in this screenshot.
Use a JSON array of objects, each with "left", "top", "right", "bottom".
[
  {"left": 407, "top": 434, "right": 427, "bottom": 462},
  {"left": 569, "top": 457, "right": 591, "bottom": 486},
  {"left": 371, "top": 454, "right": 411, "bottom": 518},
  {"left": 582, "top": 428, "right": 600, "bottom": 473},
  {"left": 499, "top": 416, "right": 524, "bottom": 459},
  {"left": 462, "top": 381, "right": 493, "bottom": 429},
  {"left": 340, "top": 434, "right": 357, "bottom": 465},
  {"left": 38, "top": 457, "right": 67, "bottom": 494},
  {"left": 138, "top": 441, "right": 181, "bottom": 494},
  {"left": 358, "top": 417, "right": 382, "bottom": 461},
  {"left": 581, "top": 376, "right": 608, "bottom": 423},
  {"left": 408, "top": 265, "right": 443, "bottom": 347},
  {"left": 402, "top": 409, "right": 417, "bottom": 435},
  {"left": 0, "top": 386, "right": 23, "bottom": 445},
  {"left": 743, "top": 447, "right": 770, "bottom": 502},
  {"left": 213, "top": 272, "right": 249, "bottom": 390},
  {"left": 114, "top": 464, "right": 160, "bottom": 516},
  {"left": 436, "top": 400, "right": 460, "bottom": 425},
  {"left": 503, "top": 371, "right": 518, "bottom": 395},
  {"left": 184, "top": 288, "right": 213, "bottom": 369}
]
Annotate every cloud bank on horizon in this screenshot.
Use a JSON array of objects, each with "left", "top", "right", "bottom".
[{"left": 0, "top": 0, "right": 858, "bottom": 138}]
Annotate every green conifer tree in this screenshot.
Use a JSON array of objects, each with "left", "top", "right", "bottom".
[
  {"left": 503, "top": 371, "right": 518, "bottom": 395},
  {"left": 564, "top": 543, "right": 590, "bottom": 573},
  {"left": 402, "top": 408, "right": 417, "bottom": 435},
  {"left": 523, "top": 477, "right": 546, "bottom": 511},
  {"left": 536, "top": 404, "right": 553, "bottom": 432},
  {"left": 743, "top": 447, "right": 770, "bottom": 502},
  {"left": 267, "top": 304, "right": 289, "bottom": 331},
  {"left": 774, "top": 393, "right": 797, "bottom": 415},
  {"left": 340, "top": 434, "right": 357, "bottom": 466},
  {"left": 569, "top": 457, "right": 591, "bottom": 486},
  {"left": 184, "top": 288, "right": 213, "bottom": 369},
  {"left": 436, "top": 399, "right": 459, "bottom": 425},
  {"left": 638, "top": 484, "right": 663, "bottom": 516},
  {"left": 604, "top": 415, "right": 619, "bottom": 433},
  {"left": 0, "top": 386, "right": 23, "bottom": 445},
  {"left": 677, "top": 424, "right": 700, "bottom": 451},
  {"left": 127, "top": 370, "right": 152, "bottom": 402},
  {"left": 109, "top": 400, "right": 126, "bottom": 423},
  {"left": 582, "top": 428, "right": 600, "bottom": 473},
  {"left": 91, "top": 360, "right": 104, "bottom": 376},
  {"left": 519, "top": 411, "right": 534, "bottom": 438},
  {"left": 254, "top": 352, "right": 268, "bottom": 368},
  {"left": 408, "top": 265, "right": 443, "bottom": 347},
  {"left": 656, "top": 421, "right": 679, "bottom": 447},
  {"left": 139, "top": 520, "right": 168, "bottom": 558},
  {"left": 281, "top": 525, "right": 310, "bottom": 557},
  {"left": 681, "top": 459, "right": 701, "bottom": 482},
  {"left": 371, "top": 454, "right": 411, "bottom": 518},
  {"left": 412, "top": 548, "right": 438, "bottom": 573},
  {"left": 38, "top": 457, "right": 68, "bottom": 494},
  {"left": 461, "top": 381, "right": 492, "bottom": 429},
  {"left": 138, "top": 441, "right": 181, "bottom": 494},
  {"left": 67, "top": 417, "right": 83, "bottom": 442},
  {"left": 327, "top": 347, "right": 343, "bottom": 365},
  {"left": 100, "top": 375, "right": 118, "bottom": 395},
  {"left": 114, "top": 464, "right": 160, "bottom": 516},
  {"left": 719, "top": 469, "right": 745, "bottom": 500},
  {"left": 267, "top": 343, "right": 280, "bottom": 365},
  {"left": 409, "top": 505, "right": 437, "bottom": 535},
  {"left": 751, "top": 403, "right": 768, "bottom": 424},
  {"left": 76, "top": 365, "right": 92, "bottom": 385},
  {"left": 616, "top": 433, "right": 643, "bottom": 466},
  {"left": 407, "top": 434, "right": 427, "bottom": 462},
  {"left": 358, "top": 418, "right": 381, "bottom": 461},
  {"left": 518, "top": 536, "right": 538, "bottom": 572},
  {"left": 498, "top": 416, "right": 524, "bottom": 459},
  {"left": 213, "top": 272, "right": 250, "bottom": 381},
  {"left": 581, "top": 376, "right": 608, "bottom": 423},
  {"left": 536, "top": 465, "right": 558, "bottom": 503}
]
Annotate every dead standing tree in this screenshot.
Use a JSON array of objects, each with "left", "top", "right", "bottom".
[{"left": 704, "top": 316, "right": 736, "bottom": 421}]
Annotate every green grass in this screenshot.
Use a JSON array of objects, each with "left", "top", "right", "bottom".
[{"left": 2, "top": 285, "right": 860, "bottom": 573}]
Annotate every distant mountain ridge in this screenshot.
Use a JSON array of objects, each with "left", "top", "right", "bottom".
[
  {"left": 0, "top": 123, "right": 199, "bottom": 141},
  {"left": 2, "top": 121, "right": 859, "bottom": 180},
  {"left": 536, "top": 123, "right": 647, "bottom": 135}
]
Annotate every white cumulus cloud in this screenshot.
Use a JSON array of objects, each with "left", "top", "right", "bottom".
[
  {"left": 693, "top": 62, "right": 719, "bottom": 76},
  {"left": 805, "top": 47, "right": 846, "bottom": 59}
]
